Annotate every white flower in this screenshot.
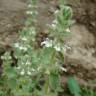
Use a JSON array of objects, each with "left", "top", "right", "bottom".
[
  {"left": 31, "top": 30, "right": 36, "bottom": 35},
  {"left": 37, "top": 66, "right": 42, "bottom": 71},
  {"left": 32, "top": 38, "right": 35, "bottom": 42},
  {"left": 1, "top": 55, "right": 11, "bottom": 60},
  {"left": 54, "top": 44, "right": 61, "bottom": 52},
  {"left": 53, "top": 20, "right": 58, "bottom": 24},
  {"left": 26, "top": 11, "right": 33, "bottom": 15},
  {"left": 26, "top": 11, "right": 38, "bottom": 15},
  {"left": 28, "top": 4, "right": 37, "bottom": 8},
  {"left": 26, "top": 60, "right": 31, "bottom": 65},
  {"left": 64, "top": 45, "right": 71, "bottom": 50},
  {"left": 28, "top": 4, "right": 32, "bottom": 8},
  {"left": 51, "top": 19, "right": 58, "bottom": 28},
  {"left": 14, "top": 43, "right": 27, "bottom": 51},
  {"left": 20, "top": 69, "right": 25, "bottom": 75},
  {"left": 62, "top": 47, "right": 67, "bottom": 53},
  {"left": 62, "top": 45, "right": 71, "bottom": 52},
  {"left": 65, "top": 28, "right": 71, "bottom": 32},
  {"left": 60, "top": 66, "right": 67, "bottom": 72},
  {"left": 16, "top": 66, "right": 21, "bottom": 70},
  {"left": 45, "top": 70, "right": 50, "bottom": 75},
  {"left": 51, "top": 23, "right": 56, "bottom": 28},
  {"left": 31, "top": 68, "right": 35, "bottom": 72},
  {"left": 41, "top": 38, "right": 53, "bottom": 47},
  {"left": 21, "top": 37, "right": 27, "bottom": 41},
  {"left": 54, "top": 10, "right": 59, "bottom": 14},
  {"left": 19, "top": 46, "right": 27, "bottom": 51},
  {"left": 14, "top": 43, "right": 20, "bottom": 48},
  {"left": 27, "top": 71, "right": 31, "bottom": 75},
  {"left": 23, "top": 47, "right": 27, "bottom": 51}
]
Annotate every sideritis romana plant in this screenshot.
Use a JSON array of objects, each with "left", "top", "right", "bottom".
[{"left": 0, "top": 0, "right": 72, "bottom": 96}]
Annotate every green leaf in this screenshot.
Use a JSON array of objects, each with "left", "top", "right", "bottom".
[
  {"left": 7, "top": 78, "right": 17, "bottom": 89},
  {"left": 67, "top": 76, "right": 81, "bottom": 96},
  {"left": 49, "top": 72, "right": 60, "bottom": 91},
  {"left": 5, "top": 68, "right": 17, "bottom": 78},
  {"left": 0, "top": 91, "right": 5, "bottom": 96},
  {"left": 40, "top": 47, "right": 54, "bottom": 65}
]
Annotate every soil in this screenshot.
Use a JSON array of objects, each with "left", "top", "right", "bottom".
[
  {"left": 0, "top": 0, "right": 27, "bottom": 47},
  {"left": 0, "top": 0, "right": 96, "bottom": 89}
]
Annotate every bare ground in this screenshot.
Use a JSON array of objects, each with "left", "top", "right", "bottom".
[{"left": 0, "top": 0, "right": 27, "bottom": 46}]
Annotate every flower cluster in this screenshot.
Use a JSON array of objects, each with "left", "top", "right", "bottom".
[
  {"left": 41, "top": 38, "right": 61, "bottom": 51},
  {"left": 41, "top": 37, "right": 71, "bottom": 53},
  {"left": 26, "top": 3, "right": 38, "bottom": 15},
  {"left": 14, "top": 43, "right": 28, "bottom": 51}
]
